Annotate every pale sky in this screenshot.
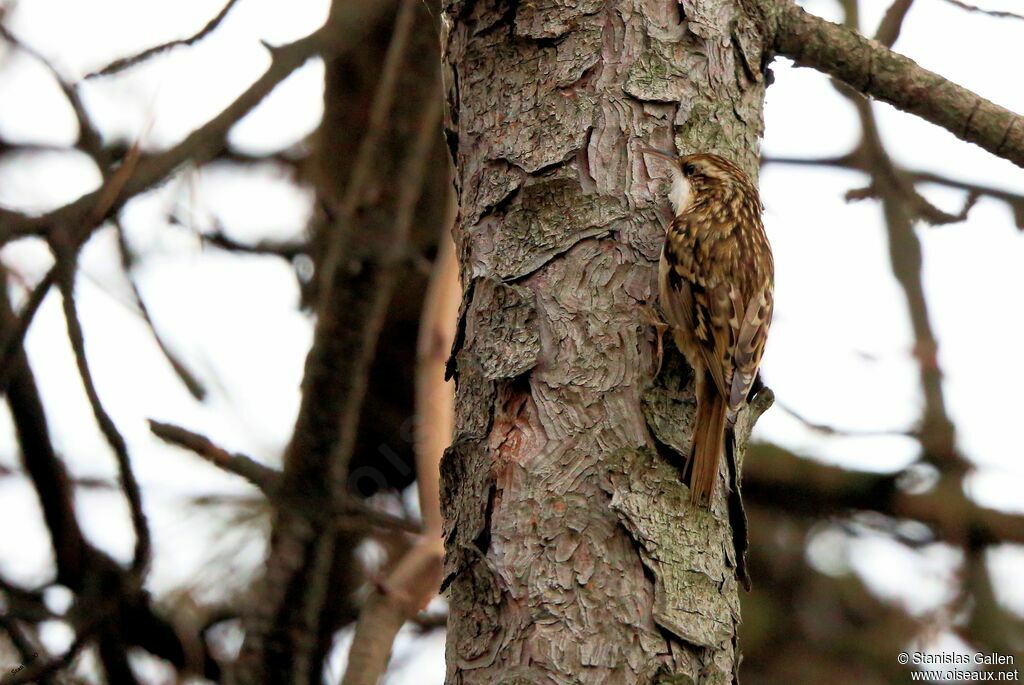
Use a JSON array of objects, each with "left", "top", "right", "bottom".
[{"left": 0, "top": 0, "right": 1021, "bottom": 681}]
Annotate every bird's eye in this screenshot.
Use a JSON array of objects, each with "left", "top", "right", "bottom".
[{"left": 682, "top": 163, "right": 697, "bottom": 176}]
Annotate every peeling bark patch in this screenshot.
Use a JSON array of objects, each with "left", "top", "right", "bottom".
[
  {"left": 515, "top": 0, "right": 604, "bottom": 40},
  {"left": 457, "top": 26, "right": 601, "bottom": 173},
  {"left": 440, "top": 438, "right": 494, "bottom": 585},
  {"left": 453, "top": 356, "right": 497, "bottom": 441},
  {"left": 487, "top": 435, "right": 667, "bottom": 676},
  {"left": 676, "top": 102, "right": 739, "bottom": 157},
  {"left": 470, "top": 179, "right": 626, "bottom": 280},
  {"left": 603, "top": 447, "right": 740, "bottom": 657},
  {"left": 466, "top": 279, "right": 541, "bottom": 379},
  {"left": 731, "top": 15, "right": 764, "bottom": 84},
  {"left": 642, "top": 353, "right": 697, "bottom": 456},
  {"left": 448, "top": 547, "right": 505, "bottom": 670},
  {"left": 624, "top": 47, "right": 694, "bottom": 103},
  {"left": 467, "top": 159, "right": 526, "bottom": 226},
  {"left": 446, "top": 278, "right": 477, "bottom": 382},
  {"left": 488, "top": 377, "right": 548, "bottom": 467}
]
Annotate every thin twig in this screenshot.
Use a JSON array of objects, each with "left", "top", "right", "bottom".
[
  {"left": 54, "top": 246, "right": 151, "bottom": 575},
  {"left": 115, "top": 221, "right": 206, "bottom": 399},
  {"left": 200, "top": 228, "right": 307, "bottom": 260},
  {"left": 0, "top": 30, "right": 324, "bottom": 245},
  {"left": 911, "top": 171, "right": 1024, "bottom": 229},
  {"left": 85, "top": 0, "right": 244, "bottom": 79},
  {"left": 0, "top": 143, "right": 140, "bottom": 393},
  {"left": 940, "top": 0, "right": 1024, "bottom": 21},
  {"left": 760, "top": 153, "right": 857, "bottom": 168},
  {"left": 0, "top": 139, "right": 69, "bottom": 156},
  {"left": 0, "top": 463, "right": 116, "bottom": 490},
  {"left": 147, "top": 418, "right": 422, "bottom": 534},
  {"left": 775, "top": 400, "right": 915, "bottom": 438},
  {"left": 0, "top": 268, "right": 56, "bottom": 393},
  {"left": 0, "top": 25, "right": 106, "bottom": 166}
]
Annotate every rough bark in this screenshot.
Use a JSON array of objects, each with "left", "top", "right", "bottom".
[{"left": 441, "top": 1, "right": 771, "bottom": 682}]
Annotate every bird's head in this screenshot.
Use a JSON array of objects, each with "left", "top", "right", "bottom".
[{"left": 641, "top": 148, "right": 760, "bottom": 217}]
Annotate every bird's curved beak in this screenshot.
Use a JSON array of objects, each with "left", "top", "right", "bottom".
[{"left": 639, "top": 146, "right": 678, "bottom": 162}]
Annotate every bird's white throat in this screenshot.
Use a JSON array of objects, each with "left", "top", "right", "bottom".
[{"left": 668, "top": 169, "right": 692, "bottom": 216}]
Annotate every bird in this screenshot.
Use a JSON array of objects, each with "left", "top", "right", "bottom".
[{"left": 642, "top": 148, "right": 774, "bottom": 508}]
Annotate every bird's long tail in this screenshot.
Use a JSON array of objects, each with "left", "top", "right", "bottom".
[{"left": 688, "top": 381, "right": 727, "bottom": 507}]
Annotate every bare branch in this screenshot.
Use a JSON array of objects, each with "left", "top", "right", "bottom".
[
  {"left": 760, "top": 153, "right": 858, "bottom": 169},
  {"left": 148, "top": 419, "right": 279, "bottom": 493},
  {"left": 0, "top": 270, "right": 90, "bottom": 585},
  {"left": 340, "top": 188, "right": 456, "bottom": 685},
  {"left": 910, "top": 170, "right": 1024, "bottom": 229},
  {"left": 0, "top": 25, "right": 105, "bottom": 166},
  {"left": 0, "top": 143, "right": 143, "bottom": 393},
  {"left": 744, "top": 443, "right": 1024, "bottom": 545},
  {"left": 835, "top": 77, "right": 962, "bottom": 466},
  {"left": 0, "top": 33, "right": 320, "bottom": 394},
  {"left": 874, "top": 0, "right": 914, "bottom": 47},
  {"left": 0, "top": 30, "right": 324, "bottom": 245},
  {"left": 880, "top": 188, "right": 958, "bottom": 467},
  {"left": 413, "top": 233, "right": 457, "bottom": 542},
  {"left": 0, "top": 268, "right": 56, "bottom": 394},
  {"left": 1, "top": 274, "right": 216, "bottom": 680},
  {"left": 0, "top": 139, "right": 70, "bottom": 156},
  {"left": 759, "top": 0, "right": 1024, "bottom": 167},
  {"left": 147, "top": 418, "right": 424, "bottom": 538},
  {"left": 340, "top": 538, "right": 443, "bottom": 685},
  {"left": 85, "top": 0, "right": 243, "bottom": 79}
]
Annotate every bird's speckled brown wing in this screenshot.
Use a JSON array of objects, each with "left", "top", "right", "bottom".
[
  {"left": 729, "top": 285, "right": 772, "bottom": 411},
  {"left": 661, "top": 210, "right": 773, "bottom": 411},
  {"left": 660, "top": 214, "right": 735, "bottom": 400}
]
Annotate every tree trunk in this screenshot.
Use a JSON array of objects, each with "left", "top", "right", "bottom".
[{"left": 440, "top": 1, "right": 772, "bottom": 682}]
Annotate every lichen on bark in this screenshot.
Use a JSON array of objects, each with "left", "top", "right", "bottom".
[{"left": 441, "top": 0, "right": 769, "bottom": 682}]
